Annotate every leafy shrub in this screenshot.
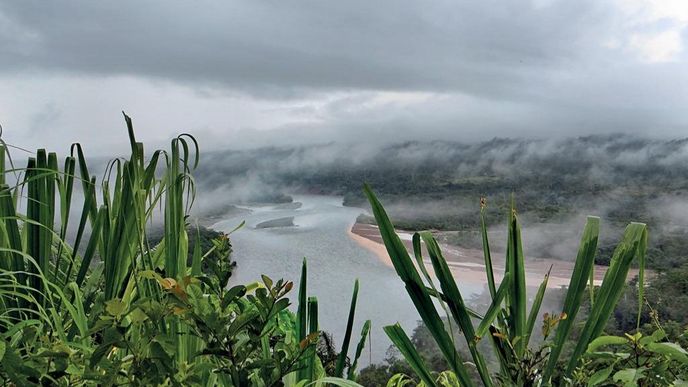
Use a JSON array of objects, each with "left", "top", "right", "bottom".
[
  {"left": 574, "top": 328, "right": 688, "bottom": 386},
  {"left": 0, "top": 114, "right": 367, "bottom": 386}
]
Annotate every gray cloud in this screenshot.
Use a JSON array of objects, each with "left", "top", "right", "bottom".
[
  {"left": 0, "top": 1, "right": 687, "bottom": 153},
  {"left": 0, "top": 1, "right": 613, "bottom": 95}
]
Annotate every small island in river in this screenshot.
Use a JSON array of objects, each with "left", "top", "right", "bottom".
[{"left": 255, "top": 216, "right": 296, "bottom": 229}]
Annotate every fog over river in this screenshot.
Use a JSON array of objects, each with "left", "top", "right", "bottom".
[{"left": 212, "top": 195, "right": 482, "bottom": 365}]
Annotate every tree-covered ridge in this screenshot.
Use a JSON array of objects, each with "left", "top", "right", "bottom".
[
  {"left": 196, "top": 137, "right": 688, "bottom": 270},
  {"left": 1, "top": 116, "right": 687, "bottom": 386}
]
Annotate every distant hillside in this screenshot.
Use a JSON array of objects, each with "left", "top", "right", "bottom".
[{"left": 194, "top": 136, "right": 688, "bottom": 271}]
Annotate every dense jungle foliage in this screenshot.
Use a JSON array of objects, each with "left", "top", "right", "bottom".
[
  {"left": 1, "top": 117, "right": 687, "bottom": 386},
  {"left": 0, "top": 115, "right": 368, "bottom": 386}
]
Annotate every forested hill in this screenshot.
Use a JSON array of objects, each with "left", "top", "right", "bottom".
[{"left": 195, "top": 136, "right": 688, "bottom": 270}]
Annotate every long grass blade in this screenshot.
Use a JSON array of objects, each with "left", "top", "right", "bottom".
[
  {"left": 296, "top": 259, "right": 308, "bottom": 342},
  {"left": 480, "top": 199, "right": 497, "bottom": 298},
  {"left": 296, "top": 258, "right": 309, "bottom": 381},
  {"left": 0, "top": 185, "right": 25, "bottom": 277},
  {"left": 636, "top": 230, "right": 647, "bottom": 330},
  {"left": 364, "top": 185, "right": 475, "bottom": 387},
  {"left": 412, "top": 232, "right": 457, "bottom": 353},
  {"left": 564, "top": 222, "right": 646, "bottom": 376},
  {"left": 506, "top": 204, "right": 527, "bottom": 356},
  {"left": 75, "top": 207, "right": 106, "bottom": 286},
  {"left": 347, "top": 319, "right": 371, "bottom": 380},
  {"left": 383, "top": 324, "right": 437, "bottom": 387},
  {"left": 542, "top": 216, "right": 599, "bottom": 383},
  {"left": 306, "top": 296, "right": 319, "bottom": 382},
  {"left": 475, "top": 272, "right": 510, "bottom": 340},
  {"left": 335, "top": 279, "right": 360, "bottom": 377},
  {"left": 0, "top": 144, "right": 4, "bottom": 185},
  {"left": 420, "top": 231, "right": 493, "bottom": 386},
  {"left": 524, "top": 266, "right": 551, "bottom": 347}
]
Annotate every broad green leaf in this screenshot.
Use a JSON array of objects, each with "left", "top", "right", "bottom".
[
  {"left": 386, "top": 374, "right": 414, "bottom": 387},
  {"left": 639, "top": 329, "right": 666, "bottom": 345},
  {"left": 105, "top": 299, "right": 126, "bottom": 317},
  {"left": 587, "top": 335, "right": 628, "bottom": 352},
  {"left": 613, "top": 368, "right": 645, "bottom": 387},
  {"left": 436, "top": 370, "right": 460, "bottom": 387},
  {"left": 647, "top": 342, "right": 688, "bottom": 364},
  {"left": 587, "top": 365, "right": 613, "bottom": 387},
  {"left": 306, "top": 377, "right": 363, "bottom": 386}
]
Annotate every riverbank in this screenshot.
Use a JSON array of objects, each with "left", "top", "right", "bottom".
[{"left": 349, "top": 222, "right": 629, "bottom": 289}]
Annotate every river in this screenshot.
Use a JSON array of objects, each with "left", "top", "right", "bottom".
[{"left": 211, "top": 195, "right": 482, "bottom": 365}]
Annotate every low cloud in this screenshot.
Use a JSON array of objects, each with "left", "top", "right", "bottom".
[{"left": 0, "top": 1, "right": 686, "bottom": 155}]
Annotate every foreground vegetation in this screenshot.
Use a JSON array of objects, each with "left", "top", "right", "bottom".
[
  {"left": 0, "top": 115, "right": 367, "bottom": 386},
  {"left": 1, "top": 117, "right": 687, "bottom": 385},
  {"left": 364, "top": 187, "right": 688, "bottom": 386}
]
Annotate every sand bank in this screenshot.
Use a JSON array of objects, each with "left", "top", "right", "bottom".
[{"left": 349, "top": 223, "right": 637, "bottom": 289}]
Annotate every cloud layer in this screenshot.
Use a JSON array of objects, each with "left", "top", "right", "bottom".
[{"left": 1, "top": 1, "right": 687, "bottom": 154}]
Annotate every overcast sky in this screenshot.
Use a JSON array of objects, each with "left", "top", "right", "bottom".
[{"left": 1, "top": 0, "right": 687, "bottom": 155}]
